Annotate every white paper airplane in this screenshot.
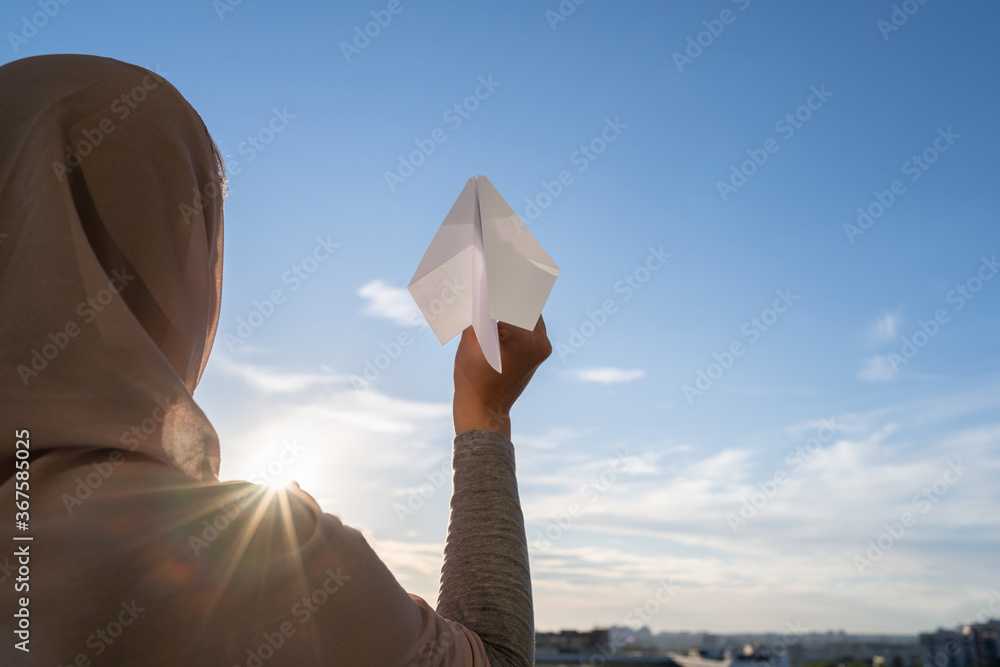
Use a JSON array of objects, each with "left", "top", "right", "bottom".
[{"left": 407, "top": 175, "right": 560, "bottom": 373}]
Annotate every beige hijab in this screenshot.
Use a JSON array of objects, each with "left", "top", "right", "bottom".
[{"left": 0, "top": 53, "right": 223, "bottom": 482}]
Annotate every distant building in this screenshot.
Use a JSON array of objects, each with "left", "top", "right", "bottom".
[
  {"left": 919, "top": 620, "right": 999, "bottom": 667},
  {"left": 536, "top": 629, "right": 611, "bottom": 655},
  {"left": 962, "top": 621, "right": 999, "bottom": 667},
  {"left": 670, "top": 642, "right": 791, "bottom": 667}
]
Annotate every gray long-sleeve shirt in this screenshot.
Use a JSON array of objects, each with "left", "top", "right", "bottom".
[{"left": 438, "top": 429, "right": 535, "bottom": 666}]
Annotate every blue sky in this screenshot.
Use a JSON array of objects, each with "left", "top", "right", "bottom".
[{"left": 5, "top": 0, "right": 999, "bottom": 634}]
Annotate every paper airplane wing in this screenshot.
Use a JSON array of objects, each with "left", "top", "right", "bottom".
[
  {"left": 407, "top": 177, "right": 478, "bottom": 345},
  {"left": 477, "top": 175, "right": 560, "bottom": 330}
]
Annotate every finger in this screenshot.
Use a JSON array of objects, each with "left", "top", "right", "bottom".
[{"left": 534, "top": 314, "right": 547, "bottom": 336}]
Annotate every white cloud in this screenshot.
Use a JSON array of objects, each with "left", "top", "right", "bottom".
[
  {"left": 363, "top": 537, "right": 447, "bottom": 605},
  {"left": 367, "top": 537, "right": 445, "bottom": 578},
  {"left": 358, "top": 279, "right": 421, "bottom": 327},
  {"left": 213, "top": 354, "right": 349, "bottom": 393},
  {"left": 514, "top": 427, "right": 589, "bottom": 450},
  {"left": 573, "top": 367, "right": 647, "bottom": 384},
  {"left": 867, "top": 308, "right": 903, "bottom": 343},
  {"left": 857, "top": 355, "right": 898, "bottom": 382}
]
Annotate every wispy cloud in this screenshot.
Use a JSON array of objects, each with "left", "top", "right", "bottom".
[
  {"left": 573, "top": 367, "right": 647, "bottom": 384},
  {"left": 857, "top": 355, "right": 897, "bottom": 383},
  {"left": 866, "top": 308, "right": 903, "bottom": 343},
  {"left": 515, "top": 426, "right": 589, "bottom": 450},
  {"left": 213, "top": 354, "right": 350, "bottom": 393},
  {"left": 358, "top": 279, "right": 421, "bottom": 327}
]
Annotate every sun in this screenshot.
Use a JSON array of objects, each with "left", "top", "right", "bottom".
[{"left": 265, "top": 478, "right": 297, "bottom": 492}]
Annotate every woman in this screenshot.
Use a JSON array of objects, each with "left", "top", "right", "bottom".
[{"left": 0, "top": 54, "right": 550, "bottom": 666}]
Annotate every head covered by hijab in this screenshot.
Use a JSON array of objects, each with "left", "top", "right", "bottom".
[{"left": 0, "top": 54, "right": 224, "bottom": 482}]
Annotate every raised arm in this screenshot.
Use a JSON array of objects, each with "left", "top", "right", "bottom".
[{"left": 436, "top": 317, "right": 551, "bottom": 667}]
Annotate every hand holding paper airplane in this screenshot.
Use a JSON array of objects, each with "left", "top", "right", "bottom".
[{"left": 407, "top": 175, "right": 560, "bottom": 373}]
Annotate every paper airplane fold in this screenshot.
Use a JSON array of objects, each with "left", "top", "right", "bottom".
[{"left": 407, "top": 175, "right": 560, "bottom": 373}]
